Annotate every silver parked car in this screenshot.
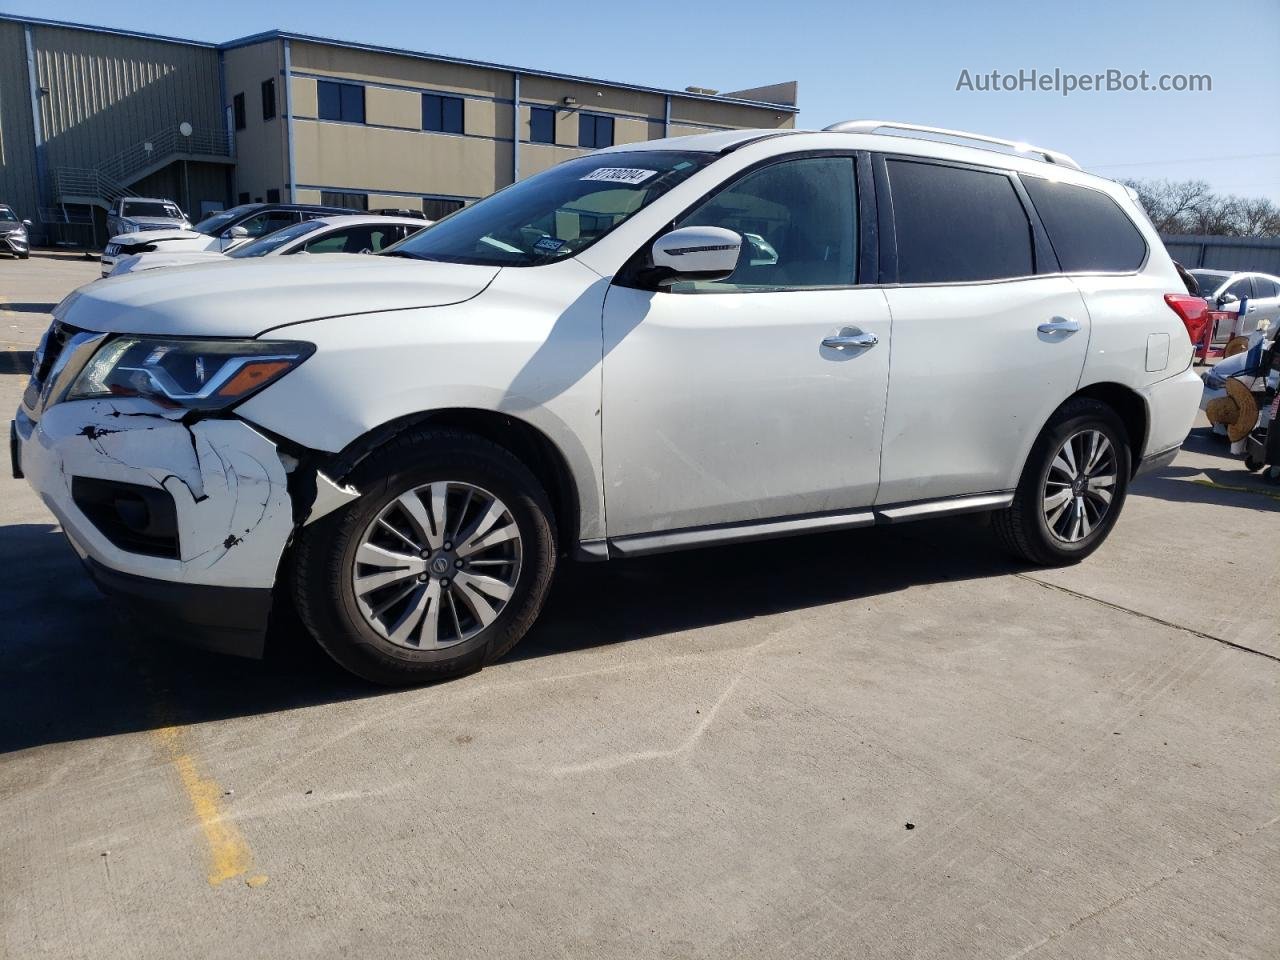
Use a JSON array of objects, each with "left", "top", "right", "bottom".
[
  {"left": 1189, "top": 269, "right": 1280, "bottom": 343},
  {"left": 105, "top": 197, "right": 190, "bottom": 238}
]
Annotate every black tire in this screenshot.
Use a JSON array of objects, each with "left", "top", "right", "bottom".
[
  {"left": 292, "top": 427, "right": 557, "bottom": 685},
  {"left": 1244, "top": 454, "right": 1262, "bottom": 473},
  {"left": 993, "top": 398, "right": 1132, "bottom": 566},
  {"left": 17, "top": 251, "right": 29, "bottom": 260}
]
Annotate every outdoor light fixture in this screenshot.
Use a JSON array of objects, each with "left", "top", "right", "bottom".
[{"left": 562, "top": 96, "right": 576, "bottom": 105}]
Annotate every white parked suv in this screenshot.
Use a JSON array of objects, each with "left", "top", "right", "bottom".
[{"left": 13, "top": 121, "right": 1204, "bottom": 684}]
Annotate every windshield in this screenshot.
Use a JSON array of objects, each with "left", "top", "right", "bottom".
[
  {"left": 1190, "top": 271, "right": 1228, "bottom": 296},
  {"left": 0, "top": 207, "right": 17, "bottom": 222},
  {"left": 228, "top": 219, "right": 326, "bottom": 258},
  {"left": 124, "top": 200, "right": 182, "bottom": 219},
  {"left": 193, "top": 205, "right": 256, "bottom": 236},
  {"left": 389, "top": 151, "right": 716, "bottom": 266}
]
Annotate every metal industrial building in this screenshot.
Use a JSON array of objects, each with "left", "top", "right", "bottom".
[{"left": 0, "top": 14, "right": 797, "bottom": 245}]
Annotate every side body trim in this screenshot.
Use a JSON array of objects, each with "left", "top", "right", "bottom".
[{"left": 601, "top": 491, "right": 1015, "bottom": 558}]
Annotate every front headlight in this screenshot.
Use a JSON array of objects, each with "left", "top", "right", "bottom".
[
  {"left": 119, "top": 219, "right": 137, "bottom": 233},
  {"left": 66, "top": 337, "right": 314, "bottom": 410}
]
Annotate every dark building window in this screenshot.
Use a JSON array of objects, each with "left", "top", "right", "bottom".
[
  {"left": 422, "top": 93, "right": 464, "bottom": 134},
  {"left": 578, "top": 113, "right": 614, "bottom": 149},
  {"left": 233, "top": 92, "right": 246, "bottom": 131},
  {"left": 317, "top": 81, "right": 365, "bottom": 124},
  {"left": 237, "top": 192, "right": 250, "bottom": 205},
  {"left": 423, "top": 197, "right": 466, "bottom": 220},
  {"left": 266, "top": 188, "right": 281, "bottom": 203},
  {"left": 321, "top": 191, "right": 369, "bottom": 211},
  {"left": 529, "top": 106, "right": 555, "bottom": 144},
  {"left": 262, "top": 78, "right": 276, "bottom": 121}
]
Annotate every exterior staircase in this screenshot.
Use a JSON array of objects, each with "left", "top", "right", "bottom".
[{"left": 48, "top": 125, "right": 235, "bottom": 216}]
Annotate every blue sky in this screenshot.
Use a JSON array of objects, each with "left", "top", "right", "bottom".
[{"left": 5, "top": 0, "right": 1278, "bottom": 201}]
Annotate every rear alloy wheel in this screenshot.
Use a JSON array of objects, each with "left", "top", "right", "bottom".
[
  {"left": 293, "top": 428, "right": 556, "bottom": 685},
  {"left": 1041, "top": 429, "right": 1118, "bottom": 543},
  {"left": 994, "top": 398, "right": 1131, "bottom": 565}
]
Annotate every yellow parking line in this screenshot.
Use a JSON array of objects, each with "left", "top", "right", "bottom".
[
  {"left": 150, "top": 723, "right": 267, "bottom": 888},
  {"left": 1191, "top": 478, "right": 1280, "bottom": 502}
]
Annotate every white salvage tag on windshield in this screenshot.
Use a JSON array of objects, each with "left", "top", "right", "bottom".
[{"left": 580, "top": 167, "right": 658, "bottom": 185}]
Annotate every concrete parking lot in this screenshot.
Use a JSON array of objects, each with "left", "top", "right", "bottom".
[{"left": 2, "top": 252, "right": 1277, "bottom": 959}]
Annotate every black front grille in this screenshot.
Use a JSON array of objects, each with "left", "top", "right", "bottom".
[
  {"left": 33, "top": 322, "right": 71, "bottom": 384},
  {"left": 24, "top": 323, "right": 67, "bottom": 411},
  {"left": 71, "top": 477, "right": 180, "bottom": 558}
]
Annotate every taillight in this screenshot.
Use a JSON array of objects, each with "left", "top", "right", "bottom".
[{"left": 1164, "top": 294, "right": 1211, "bottom": 345}]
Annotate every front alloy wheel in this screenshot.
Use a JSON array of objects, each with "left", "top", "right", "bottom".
[
  {"left": 352, "top": 482, "right": 522, "bottom": 649},
  {"left": 293, "top": 428, "right": 557, "bottom": 685}
]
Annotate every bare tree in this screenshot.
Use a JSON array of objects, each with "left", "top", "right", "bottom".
[
  {"left": 1122, "top": 178, "right": 1280, "bottom": 238},
  {"left": 1234, "top": 196, "right": 1280, "bottom": 237},
  {"left": 1123, "top": 178, "right": 1214, "bottom": 233}
]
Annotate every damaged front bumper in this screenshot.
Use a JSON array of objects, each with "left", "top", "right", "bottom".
[{"left": 13, "top": 396, "right": 353, "bottom": 657}]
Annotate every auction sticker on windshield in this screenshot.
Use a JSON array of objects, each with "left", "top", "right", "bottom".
[{"left": 580, "top": 168, "right": 658, "bottom": 185}]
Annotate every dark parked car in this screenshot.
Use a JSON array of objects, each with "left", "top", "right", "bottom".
[{"left": 0, "top": 204, "right": 31, "bottom": 260}]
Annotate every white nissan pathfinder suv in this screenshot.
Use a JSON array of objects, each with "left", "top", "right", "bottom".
[{"left": 13, "top": 121, "right": 1205, "bottom": 684}]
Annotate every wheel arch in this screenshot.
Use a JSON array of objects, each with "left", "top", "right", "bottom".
[
  {"left": 1071, "top": 381, "right": 1149, "bottom": 476},
  {"left": 322, "top": 408, "right": 582, "bottom": 554}
]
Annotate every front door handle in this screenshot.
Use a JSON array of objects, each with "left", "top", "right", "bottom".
[
  {"left": 1037, "top": 317, "right": 1080, "bottom": 336},
  {"left": 822, "top": 332, "right": 879, "bottom": 350}
]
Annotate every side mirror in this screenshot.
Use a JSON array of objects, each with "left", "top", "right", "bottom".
[
  {"left": 1218, "top": 292, "right": 1239, "bottom": 307},
  {"left": 226, "top": 224, "right": 249, "bottom": 238},
  {"left": 650, "top": 226, "right": 742, "bottom": 284},
  {"left": 22, "top": 219, "right": 32, "bottom": 227}
]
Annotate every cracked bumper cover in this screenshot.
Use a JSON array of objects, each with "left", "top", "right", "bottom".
[{"left": 15, "top": 398, "right": 301, "bottom": 657}]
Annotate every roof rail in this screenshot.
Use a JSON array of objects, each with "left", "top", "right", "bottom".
[{"left": 822, "top": 120, "right": 1081, "bottom": 170}]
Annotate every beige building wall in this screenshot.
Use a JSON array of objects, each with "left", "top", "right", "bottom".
[
  {"left": 293, "top": 119, "right": 512, "bottom": 199},
  {"left": 670, "top": 95, "right": 794, "bottom": 131},
  {"left": 290, "top": 41, "right": 513, "bottom": 100},
  {"left": 222, "top": 38, "right": 287, "bottom": 203},
  {"left": 273, "top": 39, "right": 794, "bottom": 205}
]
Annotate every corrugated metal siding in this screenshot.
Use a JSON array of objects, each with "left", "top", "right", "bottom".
[
  {"left": 0, "top": 21, "right": 41, "bottom": 224},
  {"left": 1162, "top": 235, "right": 1280, "bottom": 274},
  {"left": 34, "top": 24, "right": 222, "bottom": 172}
]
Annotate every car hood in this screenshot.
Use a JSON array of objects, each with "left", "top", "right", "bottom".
[
  {"left": 112, "top": 251, "right": 227, "bottom": 275},
  {"left": 109, "top": 228, "right": 206, "bottom": 245},
  {"left": 55, "top": 255, "right": 501, "bottom": 337}
]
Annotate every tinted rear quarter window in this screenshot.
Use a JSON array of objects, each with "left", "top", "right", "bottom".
[
  {"left": 887, "top": 160, "right": 1034, "bottom": 283},
  {"left": 1021, "top": 176, "right": 1147, "bottom": 273}
]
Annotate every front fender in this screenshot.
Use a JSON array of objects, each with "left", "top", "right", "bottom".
[{"left": 235, "top": 260, "right": 609, "bottom": 541}]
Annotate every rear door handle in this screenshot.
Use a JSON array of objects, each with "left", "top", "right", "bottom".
[
  {"left": 1037, "top": 317, "right": 1080, "bottom": 335},
  {"left": 822, "top": 332, "right": 879, "bottom": 350}
]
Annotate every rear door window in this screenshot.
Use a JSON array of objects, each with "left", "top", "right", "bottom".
[
  {"left": 1021, "top": 176, "right": 1147, "bottom": 273},
  {"left": 304, "top": 226, "right": 397, "bottom": 254},
  {"left": 887, "top": 160, "right": 1033, "bottom": 283},
  {"left": 1250, "top": 276, "right": 1278, "bottom": 299},
  {"left": 238, "top": 210, "right": 300, "bottom": 238}
]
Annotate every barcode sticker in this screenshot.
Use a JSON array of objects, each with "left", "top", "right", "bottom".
[{"left": 580, "top": 167, "right": 658, "bottom": 185}]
